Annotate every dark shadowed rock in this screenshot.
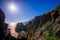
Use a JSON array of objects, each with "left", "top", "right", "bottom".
[
  {"left": 15, "top": 23, "right": 25, "bottom": 33},
  {"left": 3, "top": 23, "right": 8, "bottom": 30},
  {"left": 0, "top": 9, "right": 5, "bottom": 40},
  {"left": 0, "top": 9, "right": 5, "bottom": 24},
  {"left": 56, "top": 30, "right": 60, "bottom": 38},
  {"left": 51, "top": 5, "right": 60, "bottom": 23},
  {"left": 0, "top": 9, "right": 9, "bottom": 40},
  {"left": 51, "top": 11, "right": 59, "bottom": 23}
]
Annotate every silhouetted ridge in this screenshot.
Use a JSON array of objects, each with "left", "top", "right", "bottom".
[{"left": 0, "top": 9, "right": 5, "bottom": 19}]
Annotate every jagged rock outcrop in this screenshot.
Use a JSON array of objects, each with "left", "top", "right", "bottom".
[
  {"left": 28, "top": 12, "right": 51, "bottom": 31},
  {"left": 51, "top": 5, "right": 60, "bottom": 23},
  {"left": 15, "top": 23, "right": 25, "bottom": 33},
  {"left": 39, "top": 13, "right": 51, "bottom": 26},
  {"left": 33, "top": 13, "right": 51, "bottom": 27}
]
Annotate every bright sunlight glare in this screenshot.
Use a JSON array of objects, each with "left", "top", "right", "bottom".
[
  {"left": 9, "top": 4, "right": 17, "bottom": 12},
  {"left": 7, "top": 2, "right": 19, "bottom": 14},
  {"left": 9, "top": 4, "right": 16, "bottom": 11}
]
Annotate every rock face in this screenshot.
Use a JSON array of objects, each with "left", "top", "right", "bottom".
[
  {"left": 25, "top": 13, "right": 51, "bottom": 33},
  {"left": 0, "top": 9, "right": 8, "bottom": 31},
  {"left": 51, "top": 11, "right": 59, "bottom": 23},
  {"left": 39, "top": 13, "right": 51, "bottom": 26},
  {"left": 32, "top": 13, "right": 51, "bottom": 30},
  {"left": 0, "top": 9, "right": 8, "bottom": 40},
  {"left": 0, "top": 9, "right": 5, "bottom": 25},
  {"left": 51, "top": 5, "right": 60, "bottom": 23},
  {"left": 15, "top": 23, "right": 25, "bottom": 33}
]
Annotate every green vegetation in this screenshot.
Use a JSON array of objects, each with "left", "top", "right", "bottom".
[
  {"left": 34, "top": 20, "right": 60, "bottom": 40},
  {"left": 45, "top": 23, "right": 60, "bottom": 40}
]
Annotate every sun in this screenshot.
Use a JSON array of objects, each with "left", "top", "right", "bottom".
[
  {"left": 9, "top": 4, "right": 17, "bottom": 12},
  {"left": 7, "top": 3, "right": 18, "bottom": 13},
  {"left": 9, "top": 4, "right": 16, "bottom": 11}
]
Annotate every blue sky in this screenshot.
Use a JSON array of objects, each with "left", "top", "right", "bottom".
[{"left": 0, "top": 0, "right": 60, "bottom": 23}]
